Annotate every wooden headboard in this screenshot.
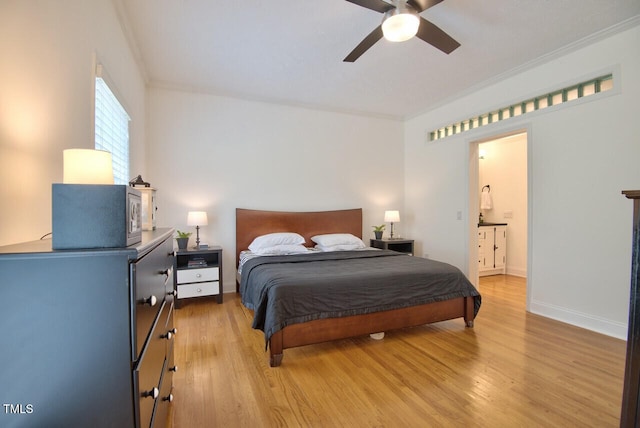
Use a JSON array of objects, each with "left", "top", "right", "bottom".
[{"left": 235, "top": 208, "right": 363, "bottom": 266}]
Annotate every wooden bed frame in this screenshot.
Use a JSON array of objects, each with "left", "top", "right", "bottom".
[{"left": 236, "top": 208, "right": 476, "bottom": 367}]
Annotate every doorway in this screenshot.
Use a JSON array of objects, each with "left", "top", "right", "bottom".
[{"left": 469, "top": 131, "right": 528, "bottom": 297}]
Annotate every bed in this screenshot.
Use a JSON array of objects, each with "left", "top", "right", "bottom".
[{"left": 236, "top": 208, "right": 481, "bottom": 367}]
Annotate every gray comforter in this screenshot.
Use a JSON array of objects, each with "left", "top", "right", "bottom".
[{"left": 240, "top": 250, "right": 481, "bottom": 342}]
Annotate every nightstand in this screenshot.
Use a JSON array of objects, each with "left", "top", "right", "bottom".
[
  {"left": 174, "top": 246, "right": 223, "bottom": 308},
  {"left": 370, "top": 238, "right": 414, "bottom": 255}
]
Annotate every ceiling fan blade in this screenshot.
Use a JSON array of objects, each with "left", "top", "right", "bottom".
[
  {"left": 415, "top": 17, "right": 460, "bottom": 54},
  {"left": 345, "top": 0, "right": 395, "bottom": 14},
  {"left": 343, "top": 25, "right": 384, "bottom": 62},
  {"left": 407, "top": 0, "right": 444, "bottom": 13}
]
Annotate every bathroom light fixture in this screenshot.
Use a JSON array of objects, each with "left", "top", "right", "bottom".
[
  {"left": 187, "top": 211, "right": 208, "bottom": 249},
  {"left": 382, "top": 2, "right": 420, "bottom": 42},
  {"left": 384, "top": 210, "right": 400, "bottom": 239}
]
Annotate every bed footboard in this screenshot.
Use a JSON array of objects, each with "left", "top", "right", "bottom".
[{"left": 267, "top": 296, "right": 475, "bottom": 367}]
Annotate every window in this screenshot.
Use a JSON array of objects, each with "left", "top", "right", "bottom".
[
  {"left": 95, "top": 72, "right": 130, "bottom": 184},
  {"left": 429, "top": 74, "right": 613, "bottom": 141}
]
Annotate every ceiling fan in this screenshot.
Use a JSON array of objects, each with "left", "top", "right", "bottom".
[{"left": 344, "top": 0, "right": 460, "bottom": 62}]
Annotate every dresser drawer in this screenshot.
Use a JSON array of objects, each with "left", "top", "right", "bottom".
[
  {"left": 135, "top": 300, "right": 173, "bottom": 428},
  {"left": 155, "top": 302, "right": 176, "bottom": 428},
  {"left": 154, "top": 359, "right": 172, "bottom": 428},
  {"left": 133, "top": 239, "right": 174, "bottom": 359},
  {"left": 178, "top": 281, "right": 219, "bottom": 299},
  {"left": 177, "top": 267, "right": 219, "bottom": 284}
]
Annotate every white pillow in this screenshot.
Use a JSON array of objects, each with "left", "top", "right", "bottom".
[
  {"left": 252, "top": 244, "right": 309, "bottom": 255},
  {"left": 315, "top": 243, "right": 365, "bottom": 252},
  {"left": 248, "top": 232, "right": 305, "bottom": 251},
  {"left": 311, "top": 233, "right": 365, "bottom": 249}
]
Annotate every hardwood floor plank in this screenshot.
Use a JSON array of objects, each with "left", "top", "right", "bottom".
[{"left": 171, "top": 275, "right": 626, "bottom": 427}]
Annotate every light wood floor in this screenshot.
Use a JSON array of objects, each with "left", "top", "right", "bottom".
[{"left": 171, "top": 275, "right": 626, "bottom": 427}]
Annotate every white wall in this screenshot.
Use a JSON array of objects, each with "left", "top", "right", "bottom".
[
  {"left": 405, "top": 24, "right": 640, "bottom": 339},
  {"left": 0, "top": 0, "right": 147, "bottom": 246},
  {"left": 479, "top": 133, "right": 528, "bottom": 277},
  {"left": 3, "top": 2, "right": 637, "bottom": 341},
  {"left": 147, "top": 88, "right": 404, "bottom": 293}
]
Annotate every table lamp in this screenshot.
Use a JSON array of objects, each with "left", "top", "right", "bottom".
[
  {"left": 187, "top": 211, "right": 208, "bottom": 249},
  {"left": 384, "top": 210, "right": 400, "bottom": 239}
]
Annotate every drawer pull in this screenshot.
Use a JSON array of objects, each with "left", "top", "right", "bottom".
[
  {"left": 143, "top": 387, "right": 159, "bottom": 399},
  {"left": 163, "top": 393, "right": 174, "bottom": 402},
  {"left": 170, "top": 365, "right": 178, "bottom": 372},
  {"left": 144, "top": 295, "right": 158, "bottom": 307},
  {"left": 164, "top": 328, "right": 177, "bottom": 340},
  {"left": 161, "top": 267, "right": 173, "bottom": 279},
  {"left": 196, "top": 273, "right": 202, "bottom": 279}
]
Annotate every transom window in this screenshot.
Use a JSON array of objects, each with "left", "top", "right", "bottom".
[{"left": 429, "top": 74, "right": 613, "bottom": 141}]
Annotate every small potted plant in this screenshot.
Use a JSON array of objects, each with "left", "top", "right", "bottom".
[
  {"left": 372, "top": 224, "right": 385, "bottom": 240},
  {"left": 176, "top": 230, "right": 192, "bottom": 250}
]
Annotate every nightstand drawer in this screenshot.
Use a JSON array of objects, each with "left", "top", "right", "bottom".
[
  {"left": 178, "top": 281, "right": 219, "bottom": 299},
  {"left": 177, "top": 267, "right": 219, "bottom": 284}
]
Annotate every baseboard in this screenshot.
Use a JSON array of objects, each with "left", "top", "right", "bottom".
[
  {"left": 529, "top": 299, "right": 627, "bottom": 340},
  {"left": 506, "top": 267, "right": 527, "bottom": 277},
  {"left": 479, "top": 268, "right": 505, "bottom": 276}
]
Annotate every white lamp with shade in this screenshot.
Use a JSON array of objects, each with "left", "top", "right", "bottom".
[
  {"left": 384, "top": 210, "right": 400, "bottom": 239},
  {"left": 187, "top": 211, "right": 208, "bottom": 249},
  {"left": 63, "top": 149, "right": 114, "bottom": 184}
]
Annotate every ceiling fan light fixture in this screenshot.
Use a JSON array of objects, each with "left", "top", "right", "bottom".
[{"left": 381, "top": 4, "right": 420, "bottom": 42}]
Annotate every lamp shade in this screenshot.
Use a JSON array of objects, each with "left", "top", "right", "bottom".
[
  {"left": 187, "top": 211, "right": 208, "bottom": 226},
  {"left": 384, "top": 210, "right": 400, "bottom": 223},
  {"left": 63, "top": 149, "right": 114, "bottom": 184},
  {"left": 382, "top": 5, "right": 419, "bottom": 42}
]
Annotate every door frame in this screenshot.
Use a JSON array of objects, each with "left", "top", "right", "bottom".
[{"left": 467, "top": 124, "right": 532, "bottom": 310}]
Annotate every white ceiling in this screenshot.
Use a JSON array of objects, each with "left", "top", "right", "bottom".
[{"left": 115, "top": 0, "right": 640, "bottom": 119}]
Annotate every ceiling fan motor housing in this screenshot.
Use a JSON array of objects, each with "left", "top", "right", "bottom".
[{"left": 382, "top": 2, "right": 420, "bottom": 42}]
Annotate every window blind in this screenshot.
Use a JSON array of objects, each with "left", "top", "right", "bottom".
[{"left": 95, "top": 77, "right": 130, "bottom": 184}]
